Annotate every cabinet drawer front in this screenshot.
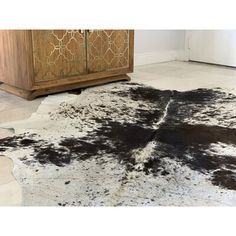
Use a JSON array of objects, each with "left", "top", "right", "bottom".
[
  {"left": 87, "top": 30, "right": 130, "bottom": 73},
  {"left": 32, "top": 30, "right": 87, "bottom": 82}
]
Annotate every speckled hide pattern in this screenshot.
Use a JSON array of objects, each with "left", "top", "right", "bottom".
[{"left": 1, "top": 82, "right": 236, "bottom": 206}]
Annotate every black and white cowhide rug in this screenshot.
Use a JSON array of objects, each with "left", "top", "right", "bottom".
[{"left": 1, "top": 82, "right": 236, "bottom": 206}]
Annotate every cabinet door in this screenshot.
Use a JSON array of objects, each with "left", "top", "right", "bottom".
[
  {"left": 87, "top": 30, "right": 130, "bottom": 73},
  {"left": 32, "top": 30, "right": 87, "bottom": 82}
]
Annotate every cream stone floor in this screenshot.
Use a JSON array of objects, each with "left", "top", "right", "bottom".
[{"left": 1, "top": 61, "right": 236, "bottom": 206}]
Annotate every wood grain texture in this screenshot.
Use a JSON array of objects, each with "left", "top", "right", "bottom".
[
  {"left": 0, "top": 30, "right": 34, "bottom": 90},
  {"left": 0, "top": 75, "right": 130, "bottom": 100},
  {"left": 87, "top": 30, "right": 130, "bottom": 73},
  {"left": 128, "top": 30, "right": 134, "bottom": 72},
  {"left": 32, "top": 67, "right": 132, "bottom": 90},
  {"left": 32, "top": 30, "right": 87, "bottom": 82},
  {"left": 0, "top": 30, "right": 134, "bottom": 99},
  {"left": 0, "top": 83, "right": 33, "bottom": 100}
]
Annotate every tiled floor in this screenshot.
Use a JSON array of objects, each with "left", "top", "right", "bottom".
[{"left": 1, "top": 61, "right": 236, "bottom": 206}]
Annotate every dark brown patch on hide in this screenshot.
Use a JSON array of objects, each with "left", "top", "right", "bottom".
[
  {"left": 212, "top": 170, "right": 236, "bottom": 191},
  {"left": 1, "top": 84, "right": 236, "bottom": 191}
]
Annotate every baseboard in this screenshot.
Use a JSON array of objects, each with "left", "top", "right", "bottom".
[{"left": 134, "top": 50, "right": 187, "bottom": 66}]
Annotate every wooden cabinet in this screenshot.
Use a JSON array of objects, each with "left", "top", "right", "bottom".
[{"left": 0, "top": 30, "right": 134, "bottom": 100}]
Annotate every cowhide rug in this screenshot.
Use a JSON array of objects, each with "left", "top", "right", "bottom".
[{"left": 1, "top": 82, "right": 236, "bottom": 206}]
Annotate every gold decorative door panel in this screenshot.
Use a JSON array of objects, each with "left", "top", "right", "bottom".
[
  {"left": 32, "top": 30, "right": 87, "bottom": 82},
  {"left": 87, "top": 30, "right": 130, "bottom": 73}
]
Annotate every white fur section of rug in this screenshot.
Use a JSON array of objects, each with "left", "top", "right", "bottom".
[{"left": 1, "top": 82, "right": 236, "bottom": 206}]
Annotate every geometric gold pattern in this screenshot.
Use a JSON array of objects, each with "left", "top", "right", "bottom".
[
  {"left": 31, "top": 30, "right": 130, "bottom": 82},
  {"left": 87, "top": 30, "right": 129, "bottom": 73},
  {"left": 32, "top": 30, "right": 87, "bottom": 82}
]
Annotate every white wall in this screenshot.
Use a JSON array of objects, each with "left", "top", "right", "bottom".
[
  {"left": 134, "top": 30, "right": 186, "bottom": 66},
  {"left": 187, "top": 30, "right": 236, "bottom": 67}
]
